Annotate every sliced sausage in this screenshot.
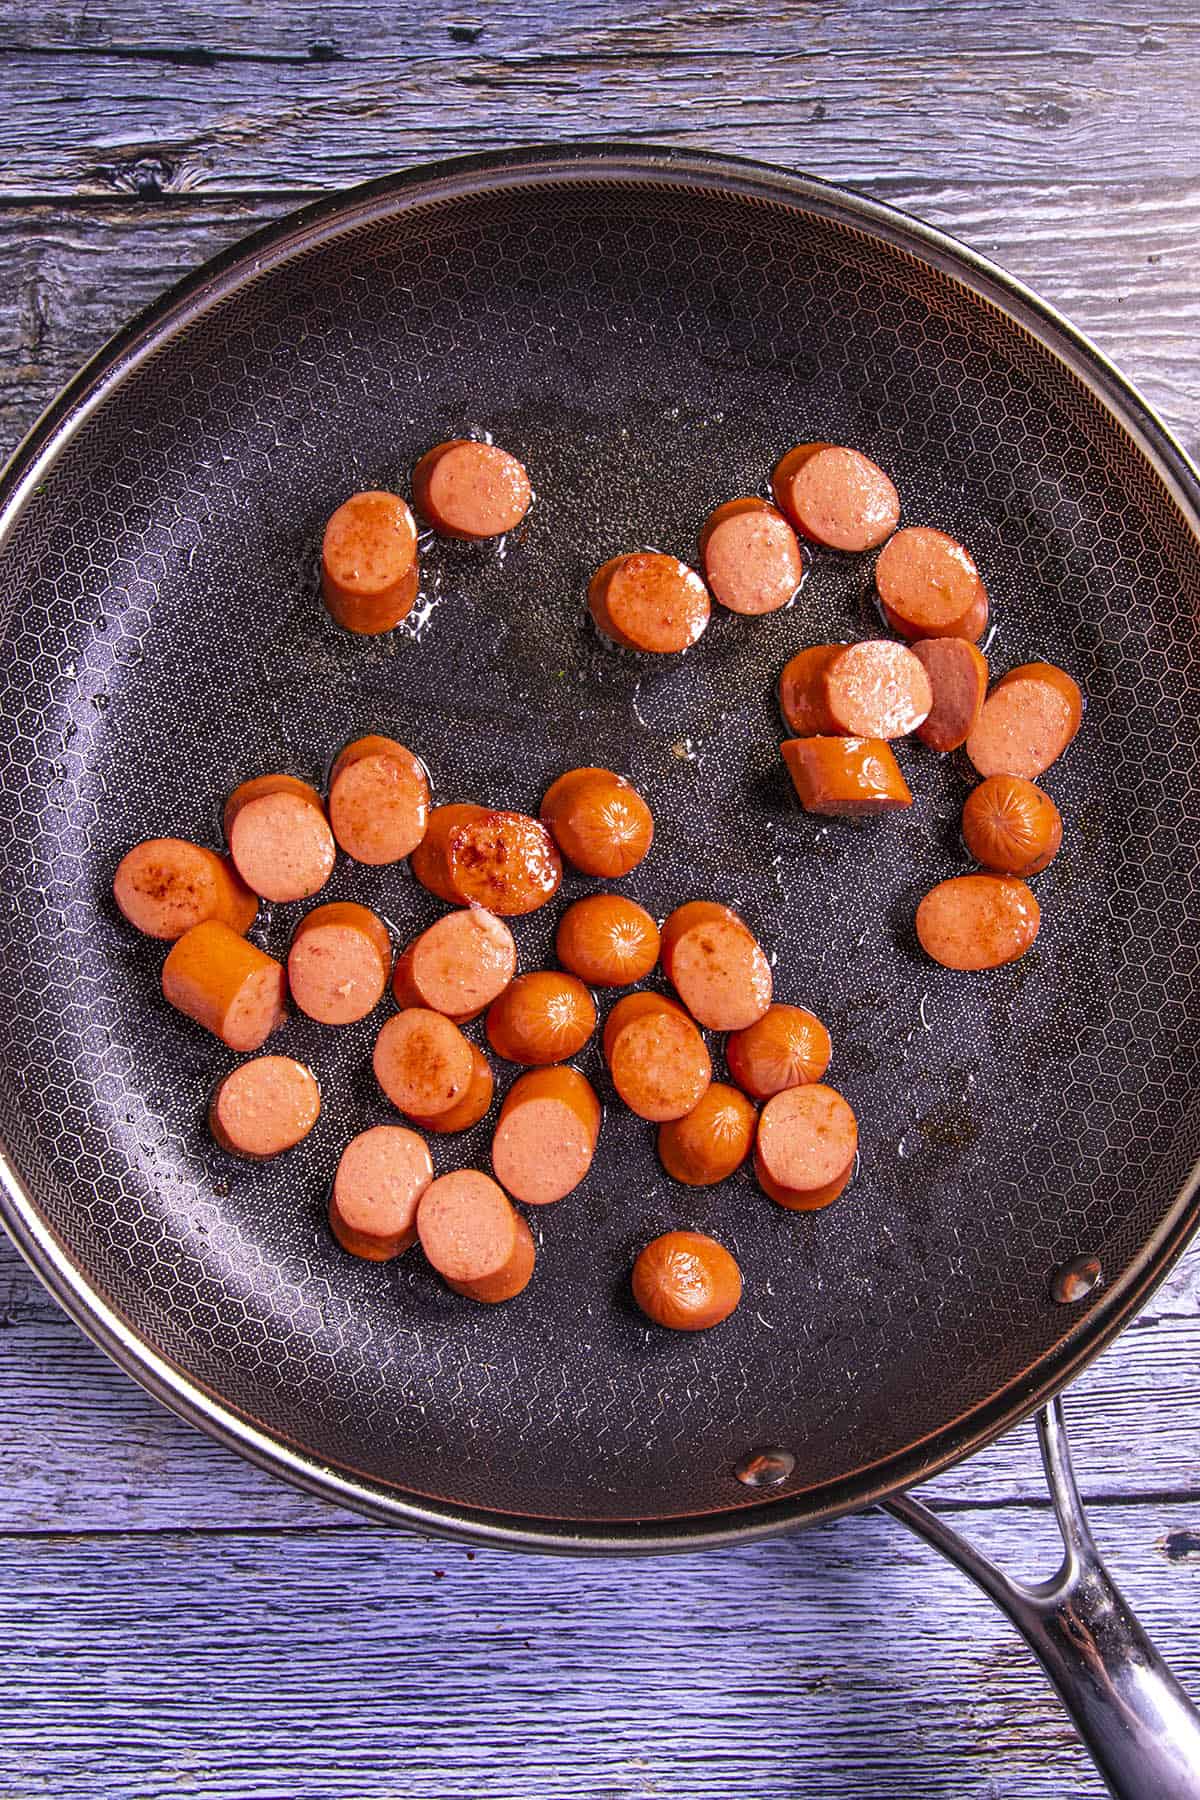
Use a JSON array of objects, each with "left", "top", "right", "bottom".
[
  {"left": 771, "top": 444, "right": 900, "bottom": 551},
  {"left": 726, "top": 1004, "right": 832, "bottom": 1101},
  {"left": 588, "top": 552, "right": 710, "bottom": 654},
  {"left": 491, "top": 1066, "right": 601, "bottom": 1205},
  {"left": 632, "top": 1231, "right": 742, "bottom": 1331},
  {"left": 225, "top": 774, "right": 336, "bottom": 903},
  {"left": 660, "top": 900, "right": 772, "bottom": 1031},
  {"left": 604, "top": 993, "right": 712, "bottom": 1122},
  {"left": 755, "top": 1083, "right": 858, "bottom": 1211},
  {"left": 417, "top": 1168, "right": 520, "bottom": 1284},
  {"left": 912, "top": 638, "right": 990, "bottom": 751},
  {"left": 444, "top": 810, "right": 563, "bottom": 915},
  {"left": 209, "top": 1055, "right": 320, "bottom": 1159},
  {"left": 321, "top": 490, "right": 419, "bottom": 634},
  {"left": 778, "top": 645, "right": 840, "bottom": 735},
  {"left": 162, "top": 920, "right": 287, "bottom": 1052},
  {"left": 327, "top": 735, "right": 429, "bottom": 864},
  {"left": 916, "top": 874, "right": 1041, "bottom": 970},
  {"left": 781, "top": 736, "right": 913, "bottom": 815},
  {"left": 540, "top": 767, "right": 654, "bottom": 877},
  {"left": 657, "top": 1082, "right": 756, "bottom": 1186},
  {"left": 822, "top": 640, "right": 933, "bottom": 739},
  {"left": 392, "top": 907, "right": 516, "bottom": 1021},
  {"left": 555, "top": 894, "right": 660, "bottom": 987},
  {"left": 329, "top": 1125, "right": 433, "bottom": 1260},
  {"left": 373, "top": 1007, "right": 475, "bottom": 1118},
  {"left": 699, "top": 497, "right": 804, "bottom": 615},
  {"left": 409, "top": 803, "right": 490, "bottom": 903},
  {"left": 445, "top": 1214, "right": 536, "bottom": 1304},
  {"left": 114, "top": 838, "right": 257, "bottom": 940},
  {"left": 962, "top": 775, "right": 1063, "bottom": 875},
  {"left": 965, "top": 661, "right": 1083, "bottom": 779},
  {"left": 412, "top": 439, "right": 532, "bottom": 540},
  {"left": 409, "top": 1043, "right": 494, "bottom": 1134},
  {"left": 486, "top": 972, "right": 597, "bottom": 1066},
  {"left": 874, "top": 527, "right": 988, "bottom": 642},
  {"left": 287, "top": 902, "right": 391, "bottom": 1026}
]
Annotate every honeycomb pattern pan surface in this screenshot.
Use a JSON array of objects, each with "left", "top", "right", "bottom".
[{"left": 1, "top": 147, "right": 1199, "bottom": 1548}]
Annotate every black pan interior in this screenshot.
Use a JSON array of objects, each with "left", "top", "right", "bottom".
[{"left": 1, "top": 155, "right": 1198, "bottom": 1532}]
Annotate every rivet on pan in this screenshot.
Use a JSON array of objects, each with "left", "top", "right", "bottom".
[
  {"left": 734, "top": 1447, "right": 795, "bottom": 1489},
  {"left": 1051, "top": 1255, "right": 1103, "bottom": 1304}
]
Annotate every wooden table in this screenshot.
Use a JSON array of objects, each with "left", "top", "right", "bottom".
[{"left": 2, "top": 5, "right": 1198, "bottom": 1794}]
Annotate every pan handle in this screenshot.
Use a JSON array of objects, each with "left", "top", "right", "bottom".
[{"left": 885, "top": 1399, "right": 1200, "bottom": 1799}]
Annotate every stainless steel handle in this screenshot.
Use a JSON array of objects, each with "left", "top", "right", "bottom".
[{"left": 886, "top": 1400, "right": 1200, "bottom": 1799}]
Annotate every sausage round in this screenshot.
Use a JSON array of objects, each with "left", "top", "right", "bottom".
[
  {"left": 588, "top": 552, "right": 711, "bottom": 654},
  {"left": 209, "top": 1055, "right": 320, "bottom": 1159},
  {"left": 601, "top": 989, "right": 691, "bottom": 1062},
  {"left": 778, "top": 645, "right": 840, "bottom": 736},
  {"left": 604, "top": 993, "right": 712, "bottom": 1122},
  {"left": 782, "top": 736, "right": 913, "bottom": 815},
  {"left": 874, "top": 527, "right": 988, "bottom": 642},
  {"left": 916, "top": 874, "right": 1041, "bottom": 970},
  {"left": 327, "top": 735, "right": 429, "bottom": 864},
  {"left": 162, "top": 920, "right": 287, "bottom": 1052},
  {"left": 409, "top": 803, "right": 490, "bottom": 903},
  {"left": 329, "top": 1125, "right": 434, "bottom": 1260},
  {"left": 660, "top": 901, "right": 772, "bottom": 1031},
  {"left": 755, "top": 1083, "right": 858, "bottom": 1211},
  {"left": 321, "top": 490, "right": 419, "bottom": 634},
  {"left": 434, "top": 808, "right": 563, "bottom": 916},
  {"left": 912, "top": 637, "right": 990, "bottom": 751},
  {"left": 491, "top": 1066, "right": 601, "bottom": 1205},
  {"left": 417, "top": 1168, "right": 520, "bottom": 1284},
  {"left": 555, "top": 894, "right": 660, "bottom": 987},
  {"left": 540, "top": 767, "right": 654, "bottom": 878},
  {"left": 372, "top": 1007, "right": 476, "bottom": 1118},
  {"left": 408, "top": 1043, "right": 494, "bottom": 1134},
  {"left": 287, "top": 901, "right": 391, "bottom": 1025},
  {"left": 225, "top": 774, "right": 336, "bottom": 903},
  {"left": 392, "top": 907, "right": 517, "bottom": 1021},
  {"left": 965, "top": 661, "right": 1083, "bottom": 779},
  {"left": 632, "top": 1231, "right": 742, "bottom": 1331},
  {"left": 726, "top": 1004, "right": 832, "bottom": 1100},
  {"left": 962, "top": 775, "right": 1063, "bottom": 875},
  {"left": 114, "top": 838, "right": 258, "bottom": 941},
  {"left": 771, "top": 444, "right": 900, "bottom": 552},
  {"left": 657, "top": 1082, "right": 756, "bottom": 1186},
  {"left": 412, "top": 439, "right": 532, "bottom": 540},
  {"left": 445, "top": 1214, "right": 536, "bottom": 1304},
  {"left": 822, "top": 640, "right": 933, "bottom": 739},
  {"left": 699, "top": 497, "right": 804, "bottom": 615},
  {"left": 485, "top": 971, "right": 597, "bottom": 1066}
]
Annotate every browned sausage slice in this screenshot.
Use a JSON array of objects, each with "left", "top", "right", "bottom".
[
  {"left": 409, "top": 803, "right": 490, "bottom": 903},
  {"left": 329, "top": 1125, "right": 433, "bottom": 1260},
  {"left": 209, "top": 1055, "right": 320, "bottom": 1159},
  {"left": 372, "top": 1008, "right": 475, "bottom": 1118},
  {"left": 916, "top": 874, "right": 1041, "bottom": 969},
  {"left": 657, "top": 1082, "right": 756, "bottom": 1186},
  {"left": 287, "top": 902, "right": 391, "bottom": 1025},
  {"left": 392, "top": 907, "right": 517, "bottom": 1021},
  {"left": 822, "top": 640, "right": 933, "bottom": 739},
  {"left": 781, "top": 737, "right": 913, "bottom": 815},
  {"left": 588, "top": 552, "right": 711, "bottom": 654},
  {"left": 417, "top": 1169, "right": 520, "bottom": 1284},
  {"left": 912, "top": 638, "right": 990, "bottom": 751},
  {"left": 771, "top": 444, "right": 900, "bottom": 551},
  {"left": 321, "top": 490, "right": 419, "bottom": 634},
  {"left": 114, "top": 838, "right": 258, "bottom": 940},
  {"left": 754, "top": 1083, "right": 858, "bottom": 1210},
  {"left": 445, "top": 1214, "right": 536, "bottom": 1303},
  {"left": 412, "top": 440, "right": 532, "bottom": 540},
  {"left": 605, "top": 999, "right": 712, "bottom": 1122},
  {"left": 328, "top": 735, "right": 430, "bottom": 864},
  {"left": 225, "top": 774, "right": 336, "bottom": 902},
  {"left": 660, "top": 900, "right": 772, "bottom": 1031},
  {"left": 699, "top": 498, "right": 804, "bottom": 615},
  {"left": 965, "top": 662, "right": 1083, "bottom": 779},
  {"left": 162, "top": 920, "right": 287, "bottom": 1052},
  {"left": 632, "top": 1231, "right": 742, "bottom": 1330},
  {"left": 408, "top": 1043, "right": 494, "bottom": 1135},
  {"left": 445, "top": 810, "right": 563, "bottom": 915},
  {"left": 778, "top": 645, "right": 840, "bottom": 735},
  {"left": 875, "top": 527, "right": 988, "bottom": 641},
  {"left": 491, "top": 1066, "right": 601, "bottom": 1206},
  {"left": 961, "top": 775, "right": 1063, "bottom": 875}
]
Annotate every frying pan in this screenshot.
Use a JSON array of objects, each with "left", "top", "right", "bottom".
[{"left": 1, "top": 145, "right": 1198, "bottom": 1794}]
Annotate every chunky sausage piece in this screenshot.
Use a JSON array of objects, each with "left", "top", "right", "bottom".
[
  {"left": 771, "top": 444, "right": 900, "bottom": 552},
  {"left": 962, "top": 775, "right": 1063, "bottom": 876},
  {"left": 555, "top": 894, "right": 660, "bottom": 987},
  {"left": 225, "top": 774, "right": 336, "bottom": 903},
  {"left": 604, "top": 992, "right": 712, "bottom": 1122},
  {"left": 373, "top": 1008, "right": 476, "bottom": 1118},
  {"left": 491, "top": 1066, "right": 601, "bottom": 1205},
  {"left": 540, "top": 768, "right": 654, "bottom": 878},
  {"left": 778, "top": 645, "right": 840, "bottom": 736},
  {"left": 114, "top": 838, "right": 258, "bottom": 941},
  {"left": 446, "top": 810, "right": 563, "bottom": 915},
  {"left": 412, "top": 439, "right": 532, "bottom": 540},
  {"left": 588, "top": 552, "right": 711, "bottom": 654},
  {"left": 755, "top": 1083, "right": 858, "bottom": 1211},
  {"left": 409, "top": 803, "right": 490, "bottom": 903},
  {"left": 445, "top": 1214, "right": 536, "bottom": 1303},
  {"left": 162, "top": 920, "right": 287, "bottom": 1052},
  {"left": 417, "top": 1168, "right": 521, "bottom": 1285},
  {"left": 409, "top": 1043, "right": 494, "bottom": 1134},
  {"left": 699, "top": 498, "right": 804, "bottom": 616},
  {"left": 329, "top": 1125, "right": 433, "bottom": 1260},
  {"left": 632, "top": 1231, "right": 742, "bottom": 1331},
  {"left": 875, "top": 527, "right": 988, "bottom": 642},
  {"left": 726, "top": 1003, "right": 832, "bottom": 1101},
  {"left": 916, "top": 874, "right": 1041, "bottom": 970},
  {"left": 658, "top": 1082, "right": 756, "bottom": 1187},
  {"left": 321, "top": 490, "right": 419, "bottom": 634},
  {"left": 912, "top": 638, "right": 990, "bottom": 751},
  {"left": 661, "top": 901, "right": 772, "bottom": 1031},
  {"left": 486, "top": 972, "right": 597, "bottom": 1066},
  {"left": 209, "top": 1055, "right": 320, "bottom": 1159},
  {"left": 822, "top": 640, "right": 933, "bottom": 739},
  {"left": 327, "top": 735, "right": 429, "bottom": 864},
  {"left": 782, "top": 737, "right": 913, "bottom": 815},
  {"left": 965, "top": 662, "right": 1083, "bottom": 779},
  {"left": 392, "top": 907, "right": 517, "bottom": 1021},
  {"left": 287, "top": 902, "right": 391, "bottom": 1026}
]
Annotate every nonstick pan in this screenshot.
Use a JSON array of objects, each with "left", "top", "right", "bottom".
[{"left": 1, "top": 146, "right": 1199, "bottom": 1793}]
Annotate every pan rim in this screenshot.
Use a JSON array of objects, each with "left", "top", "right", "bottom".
[{"left": 1, "top": 141, "right": 1198, "bottom": 1551}]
